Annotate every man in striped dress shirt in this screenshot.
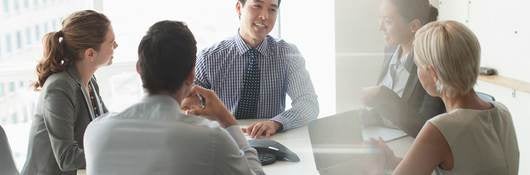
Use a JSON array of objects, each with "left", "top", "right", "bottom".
[{"left": 194, "top": 0, "right": 319, "bottom": 138}]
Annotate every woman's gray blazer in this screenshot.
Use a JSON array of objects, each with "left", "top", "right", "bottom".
[{"left": 21, "top": 65, "right": 107, "bottom": 175}]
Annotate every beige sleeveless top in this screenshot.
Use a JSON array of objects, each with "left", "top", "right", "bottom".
[{"left": 429, "top": 101, "right": 519, "bottom": 175}]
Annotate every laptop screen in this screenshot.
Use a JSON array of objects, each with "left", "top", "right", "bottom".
[{"left": 308, "top": 110, "right": 365, "bottom": 170}]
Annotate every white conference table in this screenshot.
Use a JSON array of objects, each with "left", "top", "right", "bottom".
[
  {"left": 237, "top": 120, "right": 414, "bottom": 175},
  {"left": 78, "top": 119, "right": 414, "bottom": 175}
]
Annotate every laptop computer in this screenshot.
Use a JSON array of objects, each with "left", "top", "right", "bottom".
[{"left": 308, "top": 110, "right": 386, "bottom": 174}]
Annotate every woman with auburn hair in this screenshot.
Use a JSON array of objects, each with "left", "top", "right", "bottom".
[
  {"left": 373, "top": 20, "right": 519, "bottom": 175},
  {"left": 22, "top": 10, "right": 117, "bottom": 175}
]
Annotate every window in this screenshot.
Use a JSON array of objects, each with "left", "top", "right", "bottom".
[
  {"left": 0, "top": 36, "right": 3, "bottom": 57},
  {"left": 51, "top": 18, "right": 58, "bottom": 31},
  {"left": 5, "top": 34, "right": 12, "bottom": 53},
  {"left": 0, "top": 1, "right": 95, "bottom": 169},
  {"left": 11, "top": 113, "right": 18, "bottom": 124},
  {"left": 22, "top": 105, "right": 28, "bottom": 122},
  {"left": 25, "top": 27, "right": 31, "bottom": 45},
  {"left": 96, "top": 0, "right": 242, "bottom": 111},
  {"left": 43, "top": 22, "right": 49, "bottom": 34},
  {"left": 16, "top": 30, "right": 22, "bottom": 49},
  {"left": 8, "top": 81, "right": 15, "bottom": 92},
  {"left": 2, "top": 0, "right": 9, "bottom": 13},
  {"left": 0, "top": 83, "right": 4, "bottom": 97},
  {"left": 101, "top": 0, "right": 240, "bottom": 61},
  {"left": 14, "top": 0, "right": 20, "bottom": 12},
  {"left": 23, "top": 0, "right": 29, "bottom": 8},
  {"left": 34, "top": 25, "right": 40, "bottom": 42}
]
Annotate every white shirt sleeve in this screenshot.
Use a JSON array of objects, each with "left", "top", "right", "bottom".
[{"left": 213, "top": 125, "right": 264, "bottom": 175}]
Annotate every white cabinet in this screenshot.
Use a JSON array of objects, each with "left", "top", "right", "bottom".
[
  {"left": 438, "top": 0, "right": 470, "bottom": 23},
  {"left": 439, "top": 0, "right": 530, "bottom": 83},
  {"left": 476, "top": 81, "right": 530, "bottom": 174}
]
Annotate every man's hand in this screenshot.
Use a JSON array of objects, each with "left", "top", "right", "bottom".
[
  {"left": 181, "top": 91, "right": 202, "bottom": 112},
  {"left": 184, "top": 86, "right": 237, "bottom": 128},
  {"left": 242, "top": 120, "right": 282, "bottom": 138}
]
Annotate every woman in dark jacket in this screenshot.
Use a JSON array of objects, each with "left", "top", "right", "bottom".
[{"left": 360, "top": 0, "right": 445, "bottom": 137}]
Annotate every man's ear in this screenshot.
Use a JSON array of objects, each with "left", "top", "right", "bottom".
[
  {"left": 84, "top": 48, "right": 97, "bottom": 62},
  {"left": 409, "top": 19, "right": 422, "bottom": 33},
  {"left": 236, "top": 1, "right": 242, "bottom": 19},
  {"left": 136, "top": 60, "right": 142, "bottom": 75},
  {"left": 185, "top": 69, "right": 195, "bottom": 86}
]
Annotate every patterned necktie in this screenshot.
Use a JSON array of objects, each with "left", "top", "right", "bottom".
[{"left": 235, "top": 49, "right": 260, "bottom": 119}]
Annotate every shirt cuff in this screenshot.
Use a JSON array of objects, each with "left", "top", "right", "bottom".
[
  {"left": 224, "top": 125, "right": 249, "bottom": 149},
  {"left": 270, "top": 117, "right": 286, "bottom": 132}
]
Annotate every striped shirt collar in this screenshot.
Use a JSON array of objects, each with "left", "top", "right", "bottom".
[{"left": 235, "top": 31, "right": 270, "bottom": 57}]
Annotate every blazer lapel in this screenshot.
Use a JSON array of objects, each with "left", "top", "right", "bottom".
[
  {"left": 401, "top": 51, "right": 418, "bottom": 101},
  {"left": 377, "top": 45, "right": 398, "bottom": 84},
  {"left": 66, "top": 66, "right": 96, "bottom": 120}
]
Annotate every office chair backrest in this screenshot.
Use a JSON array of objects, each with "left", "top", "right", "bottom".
[{"left": 0, "top": 125, "right": 19, "bottom": 175}]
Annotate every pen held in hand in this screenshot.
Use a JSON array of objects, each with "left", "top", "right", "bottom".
[{"left": 196, "top": 93, "right": 206, "bottom": 109}]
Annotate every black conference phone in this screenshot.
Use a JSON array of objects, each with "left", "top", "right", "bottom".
[{"left": 249, "top": 139, "right": 300, "bottom": 165}]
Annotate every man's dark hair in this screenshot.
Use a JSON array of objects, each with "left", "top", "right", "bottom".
[
  {"left": 238, "top": 0, "right": 281, "bottom": 6},
  {"left": 388, "top": 0, "right": 438, "bottom": 24},
  {"left": 137, "top": 20, "right": 197, "bottom": 94}
]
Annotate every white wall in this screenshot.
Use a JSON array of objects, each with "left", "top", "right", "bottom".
[
  {"left": 475, "top": 82, "right": 530, "bottom": 175},
  {"left": 439, "top": 0, "right": 530, "bottom": 173},
  {"left": 279, "top": 0, "right": 336, "bottom": 117},
  {"left": 280, "top": 0, "right": 384, "bottom": 117},
  {"left": 438, "top": 0, "right": 530, "bottom": 83},
  {"left": 334, "top": 0, "right": 385, "bottom": 113}
]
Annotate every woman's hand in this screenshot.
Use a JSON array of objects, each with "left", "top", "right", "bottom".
[{"left": 368, "top": 137, "right": 401, "bottom": 170}]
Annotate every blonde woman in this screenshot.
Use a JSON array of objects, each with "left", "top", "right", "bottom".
[{"left": 374, "top": 21, "right": 519, "bottom": 174}]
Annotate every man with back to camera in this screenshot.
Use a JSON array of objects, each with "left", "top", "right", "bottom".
[
  {"left": 83, "top": 20, "right": 264, "bottom": 175},
  {"left": 192, "top": 0, "right": 319, "bottom": 138}
]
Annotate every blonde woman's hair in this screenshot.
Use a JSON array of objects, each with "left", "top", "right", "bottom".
[{"left": 413, "top": 20, "right": 481, "bottom": 97}]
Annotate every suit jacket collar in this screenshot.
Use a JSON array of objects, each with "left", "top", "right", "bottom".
[
  {"left": 66, "top": 64, "right": 99, "bottom": 87},
  {"left": 402, "top": 48, "right": 415, "bottom": 73},
  {"left": 400, "top": 47, "right": 418, "bottom": 101},
  {"left": 66, "top": 64, "right": 83, "bottom": 85},
  {"left": 66, "top": 64, "right": 100, "bottom": 120},
  {"left": 377, "top": 45, "right": 418, "bottom": 100}
]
